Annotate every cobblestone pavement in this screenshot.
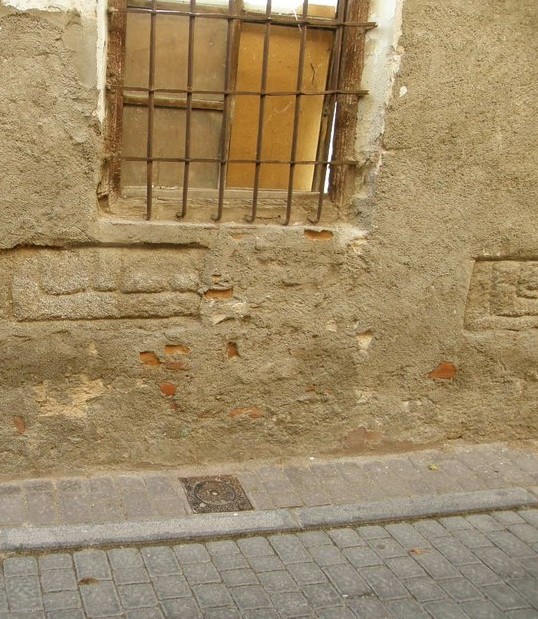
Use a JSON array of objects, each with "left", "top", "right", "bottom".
[
  {"left": 1, "top": 509, "right": 538, "bottom": 618},
  {"left": 1, "top": 443, "right": 537, "bottom": 529}
]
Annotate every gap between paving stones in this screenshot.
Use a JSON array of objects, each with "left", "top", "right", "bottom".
[{"left": 2, "top": 488, "right": 537, "bottom": 554}]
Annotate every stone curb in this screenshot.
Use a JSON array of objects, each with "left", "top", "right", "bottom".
[{"left": 2, "top": 487, "right": 537, "bottom": 553}]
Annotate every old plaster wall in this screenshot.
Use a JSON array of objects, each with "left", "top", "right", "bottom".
[{"left": 0, "top": 0, "right": 537, "bottom": 476}]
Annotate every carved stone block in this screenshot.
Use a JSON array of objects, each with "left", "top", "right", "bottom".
[{"left": 465, "top": 259, "right": 538, "bottom": 330}]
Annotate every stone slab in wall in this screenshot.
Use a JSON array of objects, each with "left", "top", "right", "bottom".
[{"left": 465, "top": 260, "right": 538, "bottom": 331}]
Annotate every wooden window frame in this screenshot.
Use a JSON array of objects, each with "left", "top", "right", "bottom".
[{"left": 102, "top": 0, "right": 373, "bottom": 224}]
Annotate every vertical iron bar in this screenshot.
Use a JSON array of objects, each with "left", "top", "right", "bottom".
[
  {"left": 284, "top": 0, "right": 309, "bottom": 225},
  {"left": 246, "top": 0, "right": 272, "bottom": 223},
  {"left": 312, "top": 0, "right": 347, "bottom": 223},
  {"left": 213, "top": 0, "right": 238, "bottom": 222},
  {"left": 146, "top": 0, "right": 157, "bottom": 219},
  {"left": 179, "top": 0, "right": 196, "bottom": 219}
]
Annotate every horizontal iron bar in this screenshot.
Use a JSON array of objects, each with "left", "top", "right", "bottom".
[
  {"left": 119, "top": 86, "right": 368, "bottom": 97},
  {"left": 122, "top": 156, "right": 358, "bottom": 165},
  {"left": 114, "top": 6, "right": 377, "bottom": 30},
  {"left": 123, "top": 92, "right": 224, "bottom": 111}
]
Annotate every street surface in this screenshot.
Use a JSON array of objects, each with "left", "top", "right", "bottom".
[{"left": 1, "top": 509, "right": 537, "bottom": 618}]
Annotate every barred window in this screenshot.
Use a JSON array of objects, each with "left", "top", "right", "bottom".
[{"left": 105, "top": 0, "right": 373, "bottom": 224}]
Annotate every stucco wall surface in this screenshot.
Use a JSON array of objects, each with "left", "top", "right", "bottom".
[{"left": 0, "top": 0, "right": 537, "bottom": 476}]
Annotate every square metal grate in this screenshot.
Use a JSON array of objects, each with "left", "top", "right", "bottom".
[{"left": 180, "top": 475, "right": 253, "bottom": 514}]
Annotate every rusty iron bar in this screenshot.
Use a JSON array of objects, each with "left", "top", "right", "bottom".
[
  {"left": 312, "top": 0, "right": 347, "bottom": 223},
  {"left": 145, "top": 0, "right": 157, "bottom": 220},
  {"left": 178, "top": 0, "right": 197, "bottom": 219},
  {"left": 247, "top": 0, "right": 272, "bottom": 223},
  {"left": 213, "top": 0, "right": 238, "bottom": 222},
  {"left": 120, "top": 86, "right": 368, "bottom": 96},
  {"left": 119, "top": 6, "right": 376, "bottom": 30},
  {"left": 122, "top": 156, "right": 358, "bottom": 165},
  {"left": 284, "top": 0, "right": 309, "bottom": 225}
]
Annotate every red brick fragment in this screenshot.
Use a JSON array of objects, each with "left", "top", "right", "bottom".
[
  {"left": 164, "top": 344, "right": 191, "bottom": 356},
  {"left": 13, "top": 416, "right": 26, "bottom": 435},
  {"left": 304, "top": 229, "right": 333, "bottom": 241},
  {"left": 139, "top": 351, "right": 161, "bottom": 366},
  {"left": 160, "top": 382, "right": 176, "bottom": 396},
  {"left": 229, "top": 407, "right": 264, "bottom": 420},
  {"left": 226, "top": 342, "right": 239, "bottom": 359},
  {"left": 428, "top": 362, "right": 457, "bottom": 380}
]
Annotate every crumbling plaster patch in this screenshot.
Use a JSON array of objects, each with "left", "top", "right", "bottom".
[{"left": 1, "top": 0, "right": 107, "bottom": 120}]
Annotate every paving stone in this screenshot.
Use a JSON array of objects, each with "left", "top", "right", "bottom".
[
  {"left": 47, "top": 610, "right": 85, "bottom": 619},
  {"left": 343, "top": 546, "right": 382, "bottom": 568},
  {"left": 183, "top": 562, "right": 221, "bottom": 585},
  {"left": 206, "top": 541, "right": 240, "bottom": 556},
  {"left": 42, "top": 591, "right": 81, "bottom": 611},
  {"left": 174, "top": 544, "right": 211, "bottom": 564},
  {"left": 112, "top": 567, "right": 150, "bottom": 585},
  {"left": 431, "top": 537, "right": 479, "bottom": 566},
  {"left": 509, "top": 577, "right": 538, "bottom": 608},
  {"left": 26, "top": 493, "right": 57, "bottom": 526},
  {"left": 307, "top": 544, "right": 347, "bottom": 566},
  {"left": 141, "top": 547, "right": 181, "bottom": 575},
  {"left": 117, "top": 583, "right": 158, "bottom": 609},
  {"left": 424, "top": 599, "right": 471, "bottom": 618},
  {"left": 360, "top": 566, "right": 410, "bottom": 600},
  {"left": 160, "top": 597, "right": 202, "bottom": 619},
  {"left": 269, "top": 591, "right": 311, "bottom": 618},
  {"left": 108, "top": 548, "right": 144, "bottom": 570},
  {"left": 520, "top": 557, "right": 538, "bottom": 577},
  {"left": 506, "top": 610, "right": 538, "bottom": 619},
  {"left": 5, "top": 576, "right": 43, "bottom": 611},
  {"left": 459, "top": 563, "right": 503, "bottom": 587},
  {"left": 203, "top": 609, "right": 240, "bottom": 619},
  {"left": 79, "top": 581, "right": 122, "bottom": 617},
  {"left": 0, "top": 494, "right": 26, "bottom": 526},
  {"left": 403, "top": 577, "right": 447, "bottom": 602},
  {"left": 414, "top": 520, "right": 453, "bottom": 540},
  {"left": 520, "top": 510, "right": 538, "bottom": 528},
  {"left": 221, "top": 569, "right": 258, "bottom": 587},
  {"left": 301, "top": 582, "right": 343, "bottom": 608},
  {"left": 143, "top": 475, "right": 179, "bottom": 497},
  {"left": 482, "top": 583, "right": 531, "bottom": 610},
  {"left": 327, "top": 528, "right": 364, "bottom": 548},
  {"left": 346, "top": 596, "right": 393, "bottom": 618},
  {"left": 368, "top": 537, "right": 407, "bottom": 559},
  {"left": 385, "top": 522, "right": 431, "bottom": 550},
  {"left": 315, "top": 607, "right": 356, "bottom": 619},
  {"left": 38, "top": 556, "right": 72, "bottom": 572},
  {"left": 296, "top": 531, "right": 332, "bottom": 547},
  {"left": 466, "top": 514, "right": 504, "bottom": 532},
  {"left": 356, "top": 525, "right": 390, "bottom": 540},
  {"left": 323, "top": 564, "right": 371, "bottom": 597},
  {"left": 510, "top": 524, "right": 538, "bottom": 545},
  {"left": 453, "top": 528, "right": 494, "bottom": 549},
  {"left": 439, "top": 578, "right": 483, "bottom": 602},
  {"left": 385, "top": 556, "right": 427, "bottom": 579},
  {"left": 229, "top": 585, "right": 270, "bottom": 610},
  {"left": 237, "top": 537, "right": 274, "bottom": 558},
  {"left": 439, "top": 516, "right": 474, "bottom": 531},
  {"left": 487, "top": 530, "right": 537, "bottom": 558},
  {"left": 493, "top": 511, "right": 528, "bottom": 526},
  {"left": 286, "top": 562, "right": 326, "bottom": 586},
  {"left": 39, "top": 570, "right": 77, "bottom": 593},
  {"left": 268, "top": 535, "right": 310, "bottom": 564},
  {"left": 386, "top": 598, "right": 431, "bottom": 618},
  {"left": 461, "top": 600, "right": 506, "bottom": 619},
  {"left": 4, "top": 558, "right": 38, "bottom": 578},
  {"left": 414, "top": 549, "right": 461, "bottom": 580},
  {"left": 193, "top": 583, "right": 234, "bottom": 609},
  {"left": 152, "top": 573, "right": 191, "bottom": 599},
  {"left": 248, "top": 556, "right": 285, "bottom": 573},
  {"left": 474, "top": 547, "right": 528, "bottom": 579},
  {"left": 242, "top": 610, "right": 280, "bottom": 619},
  {"left": 257, "top": 570, "right": 297, "bottom": 592},
  {"left": 73, "top": 550, "right": 111, "bottom": 581},
  {"left": 212, "top": 553, "right": 249, "bottom": 571},
  {"left": 126, "top": 609, "right": 164, "bottom": 619}
]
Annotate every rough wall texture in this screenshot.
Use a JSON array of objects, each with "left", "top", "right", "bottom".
[{"left": 0, "top": 0, "right": 537, "bottom": 476}]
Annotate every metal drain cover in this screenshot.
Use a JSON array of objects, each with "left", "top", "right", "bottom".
[{"left": 181, "top": 475, "right": 253, "bottom": 514}]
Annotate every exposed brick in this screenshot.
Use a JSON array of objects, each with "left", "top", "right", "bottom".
[
  {"left": 229, "top": 407, "right": 264, "bottom": 420},
  {"left": 164, "top": 344, "right": 191, "bottom": 355},
  {"left": 304, "top": 229, "right": 333, "bottom": 241},
  {"left": 428, "top": 362, "right": 457, "bottom": 380},
  {"left": 226, "top": 343, "right": 239, "bottom": 359},
  {"left": 204, "top": 288, "right": 233, "bottom": 300},
  {"left": 160, "top": 383, "right": 177, "bottom": 397},
  {"left": 139, "top": 352, "right": 161, "bottom": 366},
  {"left": 165, "top": 360, "right": 189, "bottom": 371},
  {"left": 12, "top": 416, "right": 27, "bottom": 434}
]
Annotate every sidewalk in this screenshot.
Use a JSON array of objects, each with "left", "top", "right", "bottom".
[{"left": 1, "top": 442, "right": 537, "bottom": 552}]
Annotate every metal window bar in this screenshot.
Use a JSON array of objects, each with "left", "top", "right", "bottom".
[{"left": 116, "top": 0, "right": 372, "bottom": 224}]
